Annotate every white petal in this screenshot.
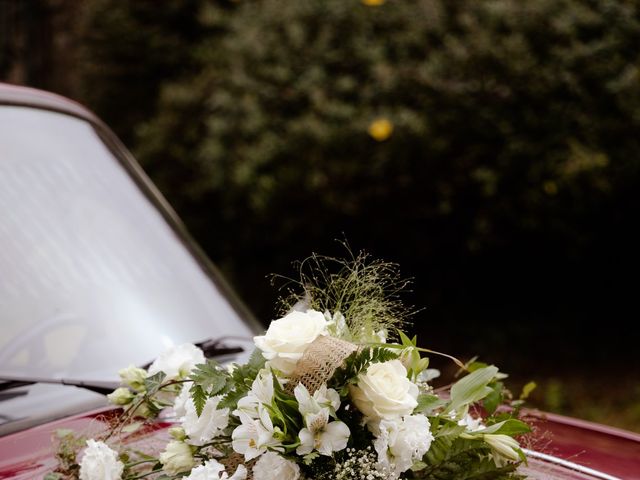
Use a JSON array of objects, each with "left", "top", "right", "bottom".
[
  {"left": 295, "top": 428, "right": 314, "bottom": 455},
  {"left": 318, "top": 421, "right": 350, "bottom": 455}
]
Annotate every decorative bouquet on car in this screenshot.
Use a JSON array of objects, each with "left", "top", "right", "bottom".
[{"left": 50, "top": 253, "right": 533, "bottom": 480}]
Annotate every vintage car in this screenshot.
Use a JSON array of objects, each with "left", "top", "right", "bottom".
[{"left": 0, "top": 83, "right": 638, "bottom": 479}]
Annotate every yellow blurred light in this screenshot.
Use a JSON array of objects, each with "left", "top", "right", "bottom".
[
  {"left": 368, "top": 118, "right": 394, "bottom": 141},
  {"left": 362, "top": 0, "right": 386, "bottom": 5}
]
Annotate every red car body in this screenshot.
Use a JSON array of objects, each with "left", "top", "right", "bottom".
[
  {"left": 0, "top": 405, "right": 638, "bottom": 479},
  {"left": 0, "top": 83, "right": 638, "bottom": 479}
]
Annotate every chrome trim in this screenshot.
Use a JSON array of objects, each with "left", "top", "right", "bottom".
[{"left": 523, "top": 449, "right": 622, "bottom": 480}]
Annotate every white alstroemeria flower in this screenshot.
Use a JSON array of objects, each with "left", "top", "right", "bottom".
[
  {"left": 252, "top": 452, "right": 300, "bottom": 480},
  {"left": 373, "top": 414, "right": 434, "bottom": 477},
  {"left": 79, "top": 440, "right": 124, "bottom": 480},
  {"left": 484, "top": 434, "right": 522, "bottom": 465},
  {"left": 182, "top": 395, "right": 230, "bottom": 445},
  {"left": 294, "top": 384, "right": 349, "bottom": 456},
  {"left": 184, "top": 460, "right": 247, "bottom": 480},
  {"left": 148, "top": 343, "right": 205, "bottom": 380},
  {"left": 294, "top": 383, "right": 340, "bottom": 418},
  {"left": 234, "top": 369, "right": 275, "bottom": 418},
  {"left": 296, "top": 407, "right": 350, "bottom": 456},
  {"left": 159, "top": 440, "right": 197, "bottom": 475},
  {"left": 254, "top": 309, "right": 328, "bottom": 375},
  {"left": 458, "top": 413, "right": 484, "bottom": 432},
  {"left": 231, "top": 407, "right": 284, "bottom": 460}
]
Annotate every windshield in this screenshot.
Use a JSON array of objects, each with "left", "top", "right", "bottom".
[{"left": 0, "top": 106, "right": 256, "bottom": 380}]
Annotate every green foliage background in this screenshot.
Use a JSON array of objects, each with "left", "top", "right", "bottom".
[
  {"left": 76, "top": 0, "right": 640, "bottom": 361},
  {"left": 3, "top": 0, "right": 640, "bottom": 427}
]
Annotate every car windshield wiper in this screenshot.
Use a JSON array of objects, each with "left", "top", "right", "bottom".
[
  {"left": 0, "top": 376, "right": 119, "bottom": 395},
  {"left": 138, "top": 336, "right": 248, "bottom": 369},
  {"left": 0, "top": 336, "right": 249, "bottom": 397}
]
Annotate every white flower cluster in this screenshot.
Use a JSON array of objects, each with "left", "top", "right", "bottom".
[
  {"left": 79, "top": 440, "right": 124, "bottom": 480},
  {"left": 347, "top": 359, "right": 433, "bottom": 478},
  {"left": 75, "top": 306, "right": 527, "bottom": 480}
]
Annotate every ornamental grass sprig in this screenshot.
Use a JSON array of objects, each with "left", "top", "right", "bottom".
[{"left": 272, "top": 245, "right": 417, "bottom": 344}]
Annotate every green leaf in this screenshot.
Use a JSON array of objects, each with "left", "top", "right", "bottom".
[
  {"left": 190, "top": 384, "right": 207, "bottom": 416},
  {"left": 414, "top": 394, "right": 445, "bottom": 414},
  {"left": 449, "top": 366, "right": 499, "bottom": 412},
  {"left": 189, "top": 360, "right": 227, "bottom": 395},
  {"left": 474, "top": 419, "right": 531, "bottom": 436},
  {"left": 247, "top": 348, "right": 266, "bottom": 370},
  {"left": 483, "top": 382, "right": 503, "bottom": 415},
  {"left": 398, "top": 329, "right": 415, "bottom": 347},
  {"left": 121, "top": 421, "right": 142, "bottom": 433},
  {"left": 218, "top": 387, "right": 246, "bottom": 411},
  {"left": 144, "top": 372, "right": 166, "bottom": 395},
  {"left": 329, "top": 346, "right": 398, "bottom": 390},
  {"left": 467, "top": 361, "right": 489, "bottom": 372},
  {"left": 44, "top": 474, "right": 64, "bottom": 480}
]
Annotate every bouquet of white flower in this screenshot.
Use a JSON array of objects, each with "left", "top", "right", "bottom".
[{"left": 49, "top": 252, "right": 533, "bottom": 480}]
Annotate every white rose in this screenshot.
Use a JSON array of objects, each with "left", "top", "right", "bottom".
[
  {"left": 349, "top": 360, "right": 419, "bottom": 420},
  {"left": 149, "top": 343, "right": 205, "bottom": 380},
  {"left": 79, "top": 440, "right": 124, "bottom": 480},
  {"left": 182, "top": 395, "right": 230, "bottom": 445},
  {"left": 106, "top": 387, "right": 134, "bottom": 406},
  {"left": 254, "top": 309, "right": 328, "bottom": 375},
  {"left": 374, "top": 415, "right": 434, "bottom": 476},
  {"left": 252, "top": 452, "right": 300, "bottom": 480},
  {"left": 159, "top": 440, "right": 196, "bottom": 474},
  {"left": 185, "top": 460, "right": 247, "bottom": 480}
]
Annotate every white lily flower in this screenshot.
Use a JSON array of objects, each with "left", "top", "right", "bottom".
[
  {"left": 294, "top": 383, "right": 341, "bottom": 418},
  {"left": 234, "top": 369, "right": 275, "bottom": 418},
  {"left": 294, "top": 383, "right": 349, "bottom": 456},
  {"left": 296, "top": 407, "right": 350, "bottom": 456},
  {"left": 458, "top": 413, "right": 484, "bottom": 432},
  {"left": 231, "top": 407, "right": 283, "bottom": 460}
]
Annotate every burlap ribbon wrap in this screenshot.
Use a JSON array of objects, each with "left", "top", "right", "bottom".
[
  {"left": 285, "top": 335, "right": 358, "bottom": 395},
  {"left": 227, "top": 335, "right": 358, "bottom": 479}
]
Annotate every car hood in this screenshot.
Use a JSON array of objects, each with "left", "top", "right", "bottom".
[
  {"left": 0, "top": 406, "right": 171, "bottom": 479},
  {"left": 0, "top": 408, "right": 638, "bottom": 479}
]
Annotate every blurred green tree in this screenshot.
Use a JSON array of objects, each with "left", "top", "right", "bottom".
[{"left": 77, "top": 0, "right": 640, "bottom": 368}]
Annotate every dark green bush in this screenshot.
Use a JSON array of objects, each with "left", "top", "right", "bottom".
[{"left": 79, "top": 0, "right": 640, "bottom": 368}]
